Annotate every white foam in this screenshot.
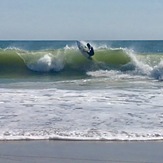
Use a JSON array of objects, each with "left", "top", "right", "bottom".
[
  {"left": 151, "top": 60, "right": 163, "bottom": 80},
  {"left": 0, "top": 84, "right": 163, "bottom": 141},
  {"left": 27, "top": 53, "right": 64, "bottom": 72}
]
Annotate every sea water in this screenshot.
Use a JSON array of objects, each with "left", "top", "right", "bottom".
[{"left": 0, "top": 40, "right": 163, "bottom": 141}]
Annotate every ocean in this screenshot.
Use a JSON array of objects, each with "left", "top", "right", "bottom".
[{"left": 0, "top": 40, "right": 163, "bottom": 141}]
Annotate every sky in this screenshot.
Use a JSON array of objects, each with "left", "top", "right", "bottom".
[{"left": 0, "top": 0, "right": 163, "bottom": 40}]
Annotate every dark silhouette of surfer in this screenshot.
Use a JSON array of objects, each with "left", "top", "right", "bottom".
[{"left": 87, "top": 43, "right": 94, "bottom": 57}]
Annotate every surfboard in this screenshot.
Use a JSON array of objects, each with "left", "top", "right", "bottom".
[{"left": 76, "top": 41, "right": 91, "bottom": 59}]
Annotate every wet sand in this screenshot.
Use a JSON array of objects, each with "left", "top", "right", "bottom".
[{"left": 0, "top": 141, "right": 162, "bottom": 163}]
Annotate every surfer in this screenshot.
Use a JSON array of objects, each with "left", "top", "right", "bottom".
[{"left": 87, "top": 43, "right": 94, "bottom": 57}]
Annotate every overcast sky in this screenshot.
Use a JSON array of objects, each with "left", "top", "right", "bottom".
[{"left": 0, "top": 0, "right": 163, "bottom": 40}]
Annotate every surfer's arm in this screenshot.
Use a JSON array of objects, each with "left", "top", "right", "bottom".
[{"left": 87, "top": 47, "right": 94, "bottom": 56}]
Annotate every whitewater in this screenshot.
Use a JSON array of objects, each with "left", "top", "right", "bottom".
[{"left": 0, "top": 40, "right": 163, "bottom": 141}]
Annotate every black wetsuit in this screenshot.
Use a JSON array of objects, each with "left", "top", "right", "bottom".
[{"left": 88, "top": 47, "right": 94, "bottom": 57}]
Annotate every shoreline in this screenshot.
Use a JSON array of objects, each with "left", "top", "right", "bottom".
[
  {"left": 1, "top": 138, "right": 163, "bottom": 142},
  {"left": 0, "top": 140, "right": 162, "bottom": 163}
]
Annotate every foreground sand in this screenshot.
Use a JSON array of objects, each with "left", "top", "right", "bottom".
[{"left": 0, "top": 141, "right": 162, "bottom": 163}]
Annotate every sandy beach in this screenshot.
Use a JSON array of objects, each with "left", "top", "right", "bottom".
[{"left": 0, "top": 141, "right": 162, "bottom": 163}]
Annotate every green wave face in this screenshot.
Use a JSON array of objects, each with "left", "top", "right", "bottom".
[{"left": 0, "top": 47, "right": 163, "bottom": 79}]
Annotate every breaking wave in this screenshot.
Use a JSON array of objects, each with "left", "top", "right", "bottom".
[{"left": 0, "top": 45, "right": 163, "bottom": 80}]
